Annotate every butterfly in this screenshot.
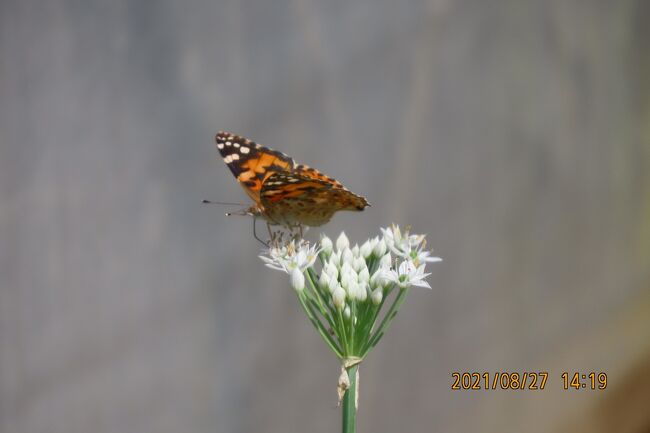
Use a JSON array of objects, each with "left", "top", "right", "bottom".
[{"left": 215, "top": 131, "right": 369, "bottom": 234}]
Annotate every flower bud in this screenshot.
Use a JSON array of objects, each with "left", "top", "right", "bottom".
[
  {"left": 351, "top": 244, "right": 360, "bottom": 257},
  {"left": 371, "top": 287, "right": 383, "bottom": 305},
  {"left": 379, "top": 252, "right": 392, "bottom": 269},
  {"left": 320, "top": 235, "right": 333, "bottom": 256},
  {"left": 352, "top": 257, "right": 366, "bottom": 273},
  {"left": 373, "top": 238, "right": 387, "bottom": 257},
  {"left": 333, "top": 285, "right": 346, "bottom": 309},
  {"left": 290, "top": 268, "right": 305, "bottom": 292},
  {"left": 360, "top": 240, "right": 373, "bottom": 259},
  {"left": 369, "top": 269, "right": 383, "bottom": 287},
  {"left": 357, "top": 267, "right": 370, "bottom": 284},
  {"left": 341, "top": 248, "right": 354, "bottom": 266},
  {"left": 325, "top": 262, "right": 339, "bottom": 280},
  {"left": 329, "top": 251, "right": 341, "bottom": 266},
  {"left": 357, "top": 282, "right": 368, "bottom": 302},
  {"left": 327, "top": 276, "right": 339, "bottom": 294},
  {"left": 318, "top": 272, "right": 330, "bottom": 290},
  {"left": 343, "top": 305, "right": 351, "bottom": 319},
  {"left": 340, "top": 272, "right": 354, "bottom": 291},
  {"left": 346, "top": 280, "right": 359, "bottom": 300},
  {"left": 336, "top": 232, "right": 350, "bottom": 251},
  {"left": 340, "top": 262, "right": 354, "bottom": 278}
]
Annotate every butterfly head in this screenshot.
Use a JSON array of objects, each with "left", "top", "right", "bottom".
[{"left": 224, "top": 204, "right": 264, "bottom": 218}]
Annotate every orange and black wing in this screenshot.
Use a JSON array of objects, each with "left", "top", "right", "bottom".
[
  {"left": 216, "top": 131, "right": 295, "bottom": 204},
  {"left": 260, "top": 172, "right": 369, "bottom": 211},
  {"left": 288, "top": 164, "right": 370, "bottom": 210},
  {"left": 292, "top": 163, "right": 348, "bottom": 189}
]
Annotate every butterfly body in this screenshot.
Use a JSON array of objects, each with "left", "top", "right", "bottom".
[{"left": 216, "top": 131, "right": 369, "bottom": 228}]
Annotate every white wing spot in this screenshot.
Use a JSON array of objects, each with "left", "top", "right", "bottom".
[
  {"left": 217, "top": 143, "right": 224, "bottom": 150},
  {"left": 231, "top": 153, "right": 240, "bottom": 161},
  {"left": 233, "top": 142, "right": 240, "bottom": 148},
  {"left": 240, "top": 146, "right": 250, "bottom": 154},
  {"left": 224, "top": 155, "right": 232, "bottom": 163},
  {"left": 225, "top": 141, "right": 232, "bottom": 146}
]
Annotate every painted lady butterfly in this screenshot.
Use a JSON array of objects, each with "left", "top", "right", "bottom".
[{"left": 216, "top": 131, "right": 369, "bottom": 230}]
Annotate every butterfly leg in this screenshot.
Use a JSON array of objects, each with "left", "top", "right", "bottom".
[
  {"left": 267, "top": 222, "right": 281, "bottom": 245},
  {"left": 290, "top": 224, "right": 302, "bottom": 241},
  {"left": 286, "top": 224, "right": 301, "bottom": 242},
  {"left": 253, "top": 215, "right": 269, "bottom": 247}
]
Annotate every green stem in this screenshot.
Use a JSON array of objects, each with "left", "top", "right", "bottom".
[
  {"left": 342, "top": 364, "right": 358, "bottom": 433},
  {"left": 297, "top": 293, "right": 343, "bottom": 358},
  {"left": 361, "top": 286, "right": 408, "bottom": 356},
  {"left": 305, "top": 269, "right": 337, "bottom": 330},
  {"left": 337, "top": 308, "right": 350, "bottom": 356}
]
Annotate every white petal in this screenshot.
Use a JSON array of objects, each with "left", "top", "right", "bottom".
[
  {"left": 398, "top": 260, "right": 413, "bottom": 275},
  {"left": 411, "top": 280, "right": 432, "bottom": 289},
  {"left": 259, "top": 255, "right": 275, "bottom": 265},
  {"left": 264, "top": 263, "right": 286, "bottom": 272},
  {"left": 380, "top": 268, "right": 398, "bottom": 285}
]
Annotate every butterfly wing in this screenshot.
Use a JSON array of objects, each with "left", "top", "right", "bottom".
[
  {"left": 216, "top": 131, "right": 369, "bottom": 227},
  {"left": 260, "top": 171, "right": 369, "bottom": 226},
  {"left": 216, "top": 131, "right": 295, "bottom": 204},
  {"left": 292, "top": 163, "right": 348, "bottom": 189}
]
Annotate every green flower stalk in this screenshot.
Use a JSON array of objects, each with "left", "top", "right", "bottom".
[{"left": 259, "top": 224, "right": 441, "bottom": 433}]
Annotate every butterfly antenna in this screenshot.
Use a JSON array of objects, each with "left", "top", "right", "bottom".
[{"left": 202, "top": 199, "right": 245, "bottom": 206}]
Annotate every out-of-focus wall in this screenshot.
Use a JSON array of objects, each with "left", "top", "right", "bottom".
[{"left": 1, "top": 1, "right": 649, "bottom": 433}]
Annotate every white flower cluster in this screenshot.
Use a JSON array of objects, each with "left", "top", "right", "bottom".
[
  {"left": 259, "top": 224, "right": 441, "bottom": 360},
  {"left": 261, "top": 224, "right": 441, "bottom": 299}
]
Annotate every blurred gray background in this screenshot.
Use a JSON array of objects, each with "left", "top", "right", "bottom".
[{"left": 2, "top": 1, "right": 650, "bottom": 432}]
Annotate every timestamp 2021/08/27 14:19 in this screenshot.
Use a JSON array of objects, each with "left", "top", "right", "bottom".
[{"left": 450, "top": 371, "right": 607, "bottom": 391}]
